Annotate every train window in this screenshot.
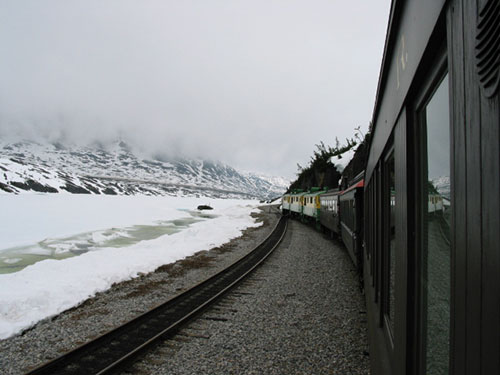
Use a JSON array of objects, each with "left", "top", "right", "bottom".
[{"left": 418, "top": 72, "right": 451, "bottom": 375}]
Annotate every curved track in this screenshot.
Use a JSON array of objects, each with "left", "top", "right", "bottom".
[{"left": 27, "top": 216, "right": 287, "bottom": 375}]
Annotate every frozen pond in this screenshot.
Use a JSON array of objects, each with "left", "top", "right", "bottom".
[
  {"left": 0, "top": 210, "right": 216, "bottom": 274},
  {"left": 0, "top": 194, "right": 261, "bottom": 339}
]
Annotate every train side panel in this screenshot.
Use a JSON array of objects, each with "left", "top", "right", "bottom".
[
  {"left": 319, "top": 191, "right": 341, "bottom": 234},
  {"left": 339, "top": 186, "right": 364, "bottom": 269},
  {"left": 281, "top": 194, "right": 291, "bottom": 213},
  {"left": 289, "top": 193, "right": 305, "bottom": 216},
  {"left": 302, "top": 192, "right": 324, "bottom": 223},
  {"left": 363, "top": 0, "right": 499, "bottom": 373}
]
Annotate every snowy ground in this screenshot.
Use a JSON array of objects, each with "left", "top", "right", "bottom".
[{"left": 0, "top": 194, "right": 261, "bottom": 340}]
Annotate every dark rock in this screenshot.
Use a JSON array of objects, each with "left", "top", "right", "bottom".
[
  {"left": 0, "top": 182, "right": 18, "bottom": 193},
  {"left": 197, "top": 205, "right": 213, "bottom": 210},
  {"left": 102, "top": 188, "right": 117, "bottom": 195},
  {"left": 11, "top": 179, "right": 58, "bottom": 193},
  {"left": 60, "top": 183, "right": 91, "bottom": 194},
  {"left": 83, "top": 184, "right": 100, "bottom": 194},
  {"left": 9, "top": 158, "right": 25, "bottom": 165}
]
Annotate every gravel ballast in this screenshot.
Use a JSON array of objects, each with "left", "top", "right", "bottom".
[
  {"left": 126, "top": 219, "right": 370, "bottom": 374},
  {"left": 0, "top": 207, "right": 280, "bottom": 375}
]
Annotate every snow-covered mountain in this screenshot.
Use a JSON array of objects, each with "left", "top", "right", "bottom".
[
  {"left": 0, "top": 140, "right": 289, "bottom": 199},
  {"left": 431, "top": 175, "right": 451, "bottom": 200}
]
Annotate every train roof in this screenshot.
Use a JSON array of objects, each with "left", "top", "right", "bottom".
[
  {"left": 303, "top": 189, "right": 327, "bottom": 197},
  {"left": 288, "top": 191, "right": 307, "bottom": 197},
  {"left": 340, "top": 179, "right": 364, "bottom": 195},
  {"left": 319, "top": 189, "right": 341, "bottom": 197}
]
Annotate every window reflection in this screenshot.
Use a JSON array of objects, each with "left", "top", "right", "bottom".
[{"left": 421, "top": 73, "right": 451, "bottom": 375}]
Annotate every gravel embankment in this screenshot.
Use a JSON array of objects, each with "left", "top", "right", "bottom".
[
  {"left": 126, "top": 219, "right": 370, "bottom": 375},
  {"left": 0, "top": 206, "right": 280, "bottom": 375}
]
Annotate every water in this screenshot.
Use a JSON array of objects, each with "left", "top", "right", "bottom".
[{"left": 0, "top": 210, "right": 217, "bottom": 274}]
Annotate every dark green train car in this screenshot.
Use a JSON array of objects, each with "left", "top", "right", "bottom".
[{"left": 364, "top": 0, "right": 500, "bottom": 374}]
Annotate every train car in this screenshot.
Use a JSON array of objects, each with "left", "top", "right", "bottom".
[
  {"left": 339, "top": 178, "right": 364, "bottom": 269},
  {"left": 319, "top": 189, "right": 341, "bottom": 234},
  {"left": 281, "top": 193, "right": 291, "bottom": 214},
  {"left": 363, "top": 0, "right": 499, "bottom": 374},
  {"left": 301, "top": 188, "right": 326, "bottom": 228},
  {"left": 427, "top": 193, "right": 444, "bottom": 213},
  {"left": 289, "top": 191, "right": 306, "bottom": 217}
]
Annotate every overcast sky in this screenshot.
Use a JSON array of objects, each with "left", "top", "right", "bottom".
[{"left": 0, "top": 1, "right": 391, "bottom": 178}]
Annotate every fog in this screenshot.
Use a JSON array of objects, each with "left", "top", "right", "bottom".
[{"left": 0, "top": 1, "right": 391, "bottom": 178}]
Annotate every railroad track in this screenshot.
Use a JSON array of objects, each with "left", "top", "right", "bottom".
[{"left": 27, "top": 216, "right": 288, "bottom": 375}]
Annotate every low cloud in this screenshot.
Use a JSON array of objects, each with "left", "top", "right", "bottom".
[{"left": 0, "top": 0, "right": 390, "bottom": 177}]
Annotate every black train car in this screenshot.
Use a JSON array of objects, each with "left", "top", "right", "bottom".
[
  {"left": 364, "top": 0, "right": 499, "bottom": 374},
  {"left": 319, "top": 189, "right": 341, "bottom": 234},
  {"left": 339, "top": 176, "right": 364, "bottom": 269}
]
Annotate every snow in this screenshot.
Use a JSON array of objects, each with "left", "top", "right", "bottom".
[
  {"left": 0, "top": 194, "right": 262, "bottom": 340},
  {"left": 332, "top": 148, "right": 356, "bottom": 173}
]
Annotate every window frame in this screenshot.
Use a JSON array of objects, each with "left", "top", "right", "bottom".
[{"left": 410, "top": 47, "right": 450, "bottom": 375}]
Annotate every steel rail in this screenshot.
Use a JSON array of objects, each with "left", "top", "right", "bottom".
[{"left": 26, "top": 216, "right": 288, "bottom": 375}]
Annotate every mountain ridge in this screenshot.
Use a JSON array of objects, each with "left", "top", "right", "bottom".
[{"left": 0, "top": 140, "right": 288, "bottom": 199}]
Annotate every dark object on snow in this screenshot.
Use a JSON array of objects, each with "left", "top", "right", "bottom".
[{"left": 197, "top": 205, "right": 213, "bottom": 210}]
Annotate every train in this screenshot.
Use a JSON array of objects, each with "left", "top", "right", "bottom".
[
  {"left": 284, "top": 0, "right": 500, "bottom": 374},
  {"left": 281, "top": 174, "right": 444, "bottom": 275},
  {"left": 282, "top": 173, "right": 365, "bottom": 270}
]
